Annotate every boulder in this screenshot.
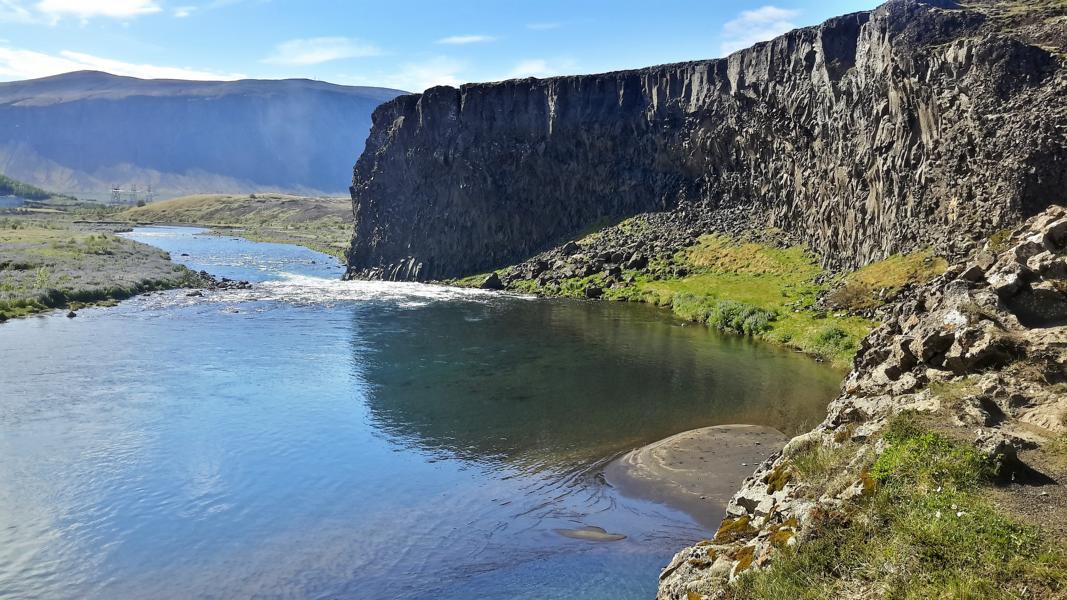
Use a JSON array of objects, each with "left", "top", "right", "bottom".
[{"left": 479, "top": 272, "right": 504, "bottom": 290}]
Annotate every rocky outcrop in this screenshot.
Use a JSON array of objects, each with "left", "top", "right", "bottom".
[
  {"left": 347, "top": 0, "right": 1066, "bottom": 281},
  {"left": 657, "top": 205, "right": 1067, "bottom": 598}
]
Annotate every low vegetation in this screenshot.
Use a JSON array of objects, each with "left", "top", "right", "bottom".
[
  {"left": 730, "top": 414, "right": 1067, "bottom": 599},
  {"left": 118, "top": 193, "right": 352, "bottom": 258},
  {"left": 0, "top": 218, "right": 205, "bottom": 321},
  {"left": 454, "top": 233, "right": 883, "bottom": 367},
  {"left": 0, "top": 173, "right": 75, "bottom": 202},
  {"left": 825, "top": 249, "right": 948, "bottom": 311}
]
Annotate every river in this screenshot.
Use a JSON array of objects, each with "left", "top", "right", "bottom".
[{"left": 0, "top": 226, "right": 841, "bottom": 599}]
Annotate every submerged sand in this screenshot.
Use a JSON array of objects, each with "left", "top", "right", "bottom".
[{"left": 603, "top": 425, "right": 787, "bottom": 530}]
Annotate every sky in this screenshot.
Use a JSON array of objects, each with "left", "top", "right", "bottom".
[{"left": 0, "top": 0, "right": 879, "bottom": 92}]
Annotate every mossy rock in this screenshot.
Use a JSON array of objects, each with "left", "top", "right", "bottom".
[
  {"left": 732, "top": 545, "right": 757, "bottom": 574},
  {"left": 769, "top": 529, "right": 795, "bottom": 548},
  {"left": 714, "top": 516, "right": 757, "bottom": 544},
  {"left": 764, "top": 464, "right": 793, "bottom": 493}
]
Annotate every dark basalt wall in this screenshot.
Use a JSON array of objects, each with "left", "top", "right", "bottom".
[{"left": 346, "top": 0, "right": 1066, "bottom": 281}]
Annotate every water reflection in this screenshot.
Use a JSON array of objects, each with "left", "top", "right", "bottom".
[
  {"left": 357, "top": 297, "right": 840, "bottom": 472},
  {"left": 0, "top": 227, "right": 842, "bottom": 599}
]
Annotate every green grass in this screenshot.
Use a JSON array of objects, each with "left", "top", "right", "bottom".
[
  {"left": 0, "top": 223, "right": 205, "bottom": 321},
  {"left": 729, "top": 415, "right": 1067, "bottom": 599},
  {"left": 637, "top": 235, "right": 875, "bottom": 367},
  {"left": 826, "top": 250, "right": 948, "bottom": 311}
]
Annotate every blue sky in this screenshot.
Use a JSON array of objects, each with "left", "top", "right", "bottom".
[{"left": 0, "top": 0, "right": 878, "bottom": 91}]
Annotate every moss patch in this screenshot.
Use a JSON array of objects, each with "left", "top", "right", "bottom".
[
  {"left": 826, "top": 249, "right": 948, "bottom": 311},
  {"left": 764, "top": 464, "right": 793, "bottom": 493},
  {"left": 715, "top": 516, "right": 758, "bottom": 544},
  {"left": 466, "top": 233, "right": 905, "bottom": 367},
  {"left": 733, "top": 545, "right": 757, "bottom": 574}
]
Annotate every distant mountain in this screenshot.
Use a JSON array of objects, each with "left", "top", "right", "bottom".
[{"left": 0, "top": 71, "right": 406, "bottom": 199}]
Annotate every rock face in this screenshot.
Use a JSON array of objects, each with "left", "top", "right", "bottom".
[
  {"left": 347, "top": 0, "right": 1066, "bottom": 281},
  {"left": 657, "top": 205, "right": 1067, "bottom": 598}
]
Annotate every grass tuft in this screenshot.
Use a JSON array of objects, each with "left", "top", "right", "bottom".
[{"left": 728, "top": 415, "right": 1067, "bottom": 599}]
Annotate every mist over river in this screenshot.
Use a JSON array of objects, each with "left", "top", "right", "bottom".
[{"left": 0, "top": 227, "right": 841, "bottom": 599}]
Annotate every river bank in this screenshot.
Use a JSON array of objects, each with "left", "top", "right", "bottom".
[
  {"left": 604, "top": 426, "right": 788, "bottom": 531},
  {"left": 0, "top": 218, "right": 211, "bottom": 321},
  {"left": 656, "top": 206, "right": 1067, "bottom": 599},
  {"left": 116, "top": 193, "right": 353, "bottom": 259},
  {"left": 446, "top": 209, "right": 954, "bottom": 369}
]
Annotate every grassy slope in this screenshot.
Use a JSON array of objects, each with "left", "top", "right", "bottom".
[
  {"left": 118, "top": 193, "right": 353, "bottom": 259},
  {"left": 0, "top": 218, "right": 204, "bottom": 320},
  {"left": 826, "top": 250, "right": 948, "bottom": 311},
  {"left": 457, "top": 232, "right": 951, "bottom": 368},
  {"left": 0, "top": 172, "right": 75, "bottom": 201},
  {"left": 729, "top": 414, "right": 1067, "bottom": 599},
  {"left": 637, "top": 235, "right": 876, "bottom": 367}
]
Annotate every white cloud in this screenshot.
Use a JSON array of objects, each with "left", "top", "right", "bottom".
[
  {"left": 0, "top": 45, "right": 246, "bottom": 80},
  {"left": 526, "top": 22, "right": 560, "bottom": 31},
  {"left": 719, "top": 6, "right": 800, "bottom": 56},
  {"left": 263, "top": 37, "right": 381, "bottom": 66},
  {"left": 35, "top": 0, "right": 161, "bottom": 19},
  {"left": 173, "top": 5, "right": 196, "bottom": 18},
  {"left": 436, "top": 34, "right": 495, "bottom": 45}
]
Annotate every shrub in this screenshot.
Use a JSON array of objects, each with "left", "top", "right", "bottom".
[{"left": 672, "top": 295, "right": 776, "bottom": 336}]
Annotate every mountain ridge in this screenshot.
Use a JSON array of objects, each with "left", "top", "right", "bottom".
[{"left": 0, "top": 71, "right": 407, "bottom": 198}]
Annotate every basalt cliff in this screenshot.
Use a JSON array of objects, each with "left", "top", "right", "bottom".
[{"left": 346, "top": 0, "right": 1066, "bottom": 282}]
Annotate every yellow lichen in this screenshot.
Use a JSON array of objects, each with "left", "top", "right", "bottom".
[
  {"left": 733, "top": 545, "right": 757, "bottom": 574},
  {"left": 860, "top": 471, "right": 877, "bottom": 496},
  {"left": 764, "top": 463, "right": 793, "bottom": 493},
  {"left": 714, "top": 516, "right": 757, "bottom": 543},
  {"left": 769, "top": 529, "right": 795, "bottom": 548}
]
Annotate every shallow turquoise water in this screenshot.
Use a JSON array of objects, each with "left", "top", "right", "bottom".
[{"left": 0, "top": 226, "right": 841, "bottom": 599}]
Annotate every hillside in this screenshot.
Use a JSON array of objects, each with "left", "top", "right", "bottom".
[
  {"left": 0, "top": 71, "right": 406, "bottom": 198},
  {"left": 0, "top": 172, "right": 72, "bottom": 201},
  {"left": 119, "top": 193, "right": 353, "bottom": 258}
]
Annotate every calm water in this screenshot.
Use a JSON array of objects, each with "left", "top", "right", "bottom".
[{"left": 0, "top": 227, "right": 841, "bottom": 599}]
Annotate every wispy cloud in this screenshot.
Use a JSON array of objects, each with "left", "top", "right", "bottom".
[
  {"left": 436, "top": 34, "right": 495, "bottom": 45},
  {"left": 526, "top": 22, "right": 561, "bottom": 31},
  {"left": 340, "top": 56, "right": 465, "bottom": 93},
  {"left": 35, "top": 0, "right": 162, "bottom": 20},
  {"left": 0, "top": 44, "right": 246, "bottom": 80},
  {"left": 173, "top": 5, "right": 196, "bottom": 18},
  {"left": 719, "top": 6, "right": 799, "bottom": 56},
  {"left": 0, "top": 0, "right": 166, "bottom": 23},
  {"left": 507, "top": 58, "right": 578, "bottom": 79},
  {"left": 0, "top": 0, "right": 34, "bottom": 22},
  {"left": 263, "top": 37, "right": 381, "bottom": 66}
]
